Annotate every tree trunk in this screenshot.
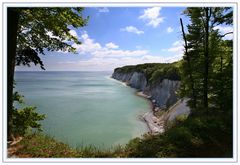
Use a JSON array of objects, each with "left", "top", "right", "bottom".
[
  {"left": 220, "top": 54, "right": 223, "bottom": 111},
  {"left": 203, "top": 7, "right": 210, "bottom": 110},
  {"left": 180, "top": 18, "right": 197, "bottom": 109},
  {"left": 7, "top": 8, "right": 19, "bottom": 140}
]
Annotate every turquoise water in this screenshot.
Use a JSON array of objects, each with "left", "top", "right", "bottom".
[{"left": 15, "top": 71, "right": 150, "bottom": 148}]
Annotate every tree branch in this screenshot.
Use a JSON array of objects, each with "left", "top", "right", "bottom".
[{"left": 220, "top": 32, "right": 233, "bottom": 37}]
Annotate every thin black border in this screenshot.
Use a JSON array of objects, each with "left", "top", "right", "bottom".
[{"left": 1, "top": 1, "right": 238, "bottom": 164}]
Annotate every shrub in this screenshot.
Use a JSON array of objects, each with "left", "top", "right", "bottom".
[{"left": 12, "top": 91, "right": 45, "bottom": 137}]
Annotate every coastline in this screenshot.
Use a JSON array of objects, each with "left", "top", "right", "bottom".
[
  {"left": 136, "top": 91, "right": 165, "bottom": 135},
  {"left": 110, "top": 76, "right": 166, "bottom": 135}
]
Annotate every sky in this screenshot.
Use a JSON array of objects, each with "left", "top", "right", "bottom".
[{"left": 16, "top": 7, "right": 233, "bottom": 71}]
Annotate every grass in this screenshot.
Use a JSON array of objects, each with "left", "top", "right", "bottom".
[
  {"left": 9, "top": 108, "right": 232, "bottom": 158},
  {"left": 13, "top": 134, "right": 80, "bottom": 158},
  {"left": 11, "top": 133, "right": 127, "bottom": 158}
]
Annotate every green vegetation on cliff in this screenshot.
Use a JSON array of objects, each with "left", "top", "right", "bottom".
[{"left": 114, "top": 62, "right": 181, "bottom": 84}]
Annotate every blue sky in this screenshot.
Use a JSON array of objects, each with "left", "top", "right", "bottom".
[{"left": 16, "top": 7, "right": 233, "bottom": 71}]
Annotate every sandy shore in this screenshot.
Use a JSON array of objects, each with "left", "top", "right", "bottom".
[
  {"left": 111, "top": 81, "right": 166, "bottom": 135},
  {"left": 142, "top": 111, "right": 165, "bottom": 135},
  {"left": 136, "top": 91, "right": 165, "bottom": 135}
]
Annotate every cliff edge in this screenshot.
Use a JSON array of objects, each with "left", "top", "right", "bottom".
[{"left": 112, "top": 63, "right": 190, "bottom": 134}]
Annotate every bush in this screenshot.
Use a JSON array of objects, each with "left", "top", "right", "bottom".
[
  {"left": 12, "top": 91, "right": 45, "bottom": 137},
  {"left": 12, "top": 106, "right": 45, "bottom": 136}
]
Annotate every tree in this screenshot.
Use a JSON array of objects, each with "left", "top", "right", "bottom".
[
  {"left": 180, "top": 18, "right": 197, "bottom": 109},
  {"left": 179, "top": 8, "right": 205, "bottom": 110},
  {"left": 180, "top": 7, "right": 233, "bottom": 112},
  {"left": 7, "top": 7, "right": 88, "bottom": 139},
  {"left": 203, "top": 7, "right": 210, "bottom": 110}
]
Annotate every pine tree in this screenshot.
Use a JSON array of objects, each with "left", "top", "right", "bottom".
[{"left": 180, "top": 7, "right": 233, "bottom": 113}]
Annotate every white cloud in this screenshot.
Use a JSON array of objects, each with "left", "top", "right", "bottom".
[
  {"left": 72, "top": 31, "right": 148, "bottom": 58},
  {"left": 164, "top": 40, "right": 184, "bottom": 53},
  {"left": 46, "top": 31, "right": 60, "bottom": 40},
  {"left": 56, "top": 50, "right": 69, "bottom": 54},
  {"left": 214, "top": 25, "right": 233, "bottom": 40},
  {"left": 172, "top": 40, "right": 183, "bottom": 47},
  {"left": 161, "top": 40, "right": 184, "bottom": 60},
  {"left": 214, "top": 25, "right": 233, "bottom": 34},
  {"left": 139, "top": 7, "right": 164, "bottom": 28},
  {"left": 69, "top": 29, "right": 78, "bottom": 38},
  {"left": 105, "top": 42, "right": 119, "bottom": 49},
  {"left": 121, "top": 26, "right": 144, "bottom": 35},
  {"left": 56, "top": 32, "right": 183, "bottom": 71},
  {"left": 72, "top": 32, "right": 101, "bottom": 54},
  {"left": 57, "top": 54, "right": 183, "bottom": 71},
  {"left": 47, "top": 29, "right": 79, "bottom": 43},
  {"left": 92, "top": 49, "right": 148, "bottom": 58},
  {"left": 167, "top": 27, "right": 174, "bottom": 33},
  {"left": 98, "top": 7, "right": 109, "bottom": 13}
]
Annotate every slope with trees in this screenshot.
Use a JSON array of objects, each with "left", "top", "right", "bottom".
[{"left": 125, "top": 7, "right": 233, "bottom": 157}]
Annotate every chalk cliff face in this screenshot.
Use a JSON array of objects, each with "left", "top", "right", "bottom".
[
  {"left": 112, "top": 71, "right": 133, "bottom": 82},
  {"left": 112, "top": 70, "right": 180, "bottom": 109},
  {"left": 149, "top": 79, "right": 180, "bottom": 108},
  {"left": 129, "top": 72, "right": 147, "bottom": 91}
]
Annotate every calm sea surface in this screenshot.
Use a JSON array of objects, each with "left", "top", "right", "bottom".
[{"left": 15, "top": 71, "right": 150, "bottom": 148}]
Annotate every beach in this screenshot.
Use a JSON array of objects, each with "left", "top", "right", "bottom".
[{"left": 136, "top": 91, "right": 165, "bottom": 135}]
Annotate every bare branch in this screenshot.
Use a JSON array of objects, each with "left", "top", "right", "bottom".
[{"left": 220, "top": 32, "right": 233, "bottom": 37}]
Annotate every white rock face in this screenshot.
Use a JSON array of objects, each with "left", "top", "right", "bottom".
[
  {"left": 112, "top": 70, "right": 191, "bottom": 134},
  {"left": 150, "top": 79, "right": 181, "bottom": 108},
  {"left": 112, "top": 71, "right": 180, "bottom": 108},
  {"left": 129, "top": 72, "right": 147, "bottom": 91},
  {"left": 112, "top": 71, "right": 133, "bottom": 82}
]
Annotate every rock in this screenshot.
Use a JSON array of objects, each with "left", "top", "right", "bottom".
[
  {"left": 154, "top": 107, "right": 161, "bottom": 112},
  {"left": 112, "top": 71, "right": 133, "bottom": 82},
  {"left": 150, "top": 79, "right": 180, "bottom": 108},
  {"left": 112, "top": 70, "right": 181, "bottom": 110},
  {"left": 129, "top": 72, "right": 147, "bottom": 91}
]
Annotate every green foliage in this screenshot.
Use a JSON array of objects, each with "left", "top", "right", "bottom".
[
  {"left": 12, "top": 106, "right": 45, "bottom": 136},
  {"left": 15, "top": 7, "right": 88, "bottom": 69},
  {"left": 12, "top": 91, "right": 45, "bottom": 136},
  {"left": 179, "top": 7, "right": 233, "bottom": 111},
  {"left": 114, "top": 62, "right": 181, "bottom": 84},
  {"left": 149, "top": 65, "right": 180, "bottom": 84},
  {"left": 124, "top": 111, "right": 232, "bottom": 158}
]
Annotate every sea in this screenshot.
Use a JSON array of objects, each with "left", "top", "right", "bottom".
[{"left": 14, "top": 71, "right": 150, "bottom": 149}]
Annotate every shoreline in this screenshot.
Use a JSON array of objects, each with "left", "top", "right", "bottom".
[
  {"left": 111, "top": 77, "right": 165, "bottom": 135},
  {"left": 135, "top": 91, "right": 165, "bottom": 135}
]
